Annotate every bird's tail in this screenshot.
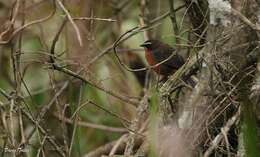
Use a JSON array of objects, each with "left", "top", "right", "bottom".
[
  {"left": 182, "top": 75, "right": 196, "bottom": 88},
  {"left": 181, "top": 60, "right": 200, "bottom": 88}
]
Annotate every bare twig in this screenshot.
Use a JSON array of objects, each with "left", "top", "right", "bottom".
[
  {"left": 168, "top": 0, "right": 180, "bottom": 44},
  {"left": 221, "top": 128, "right": 231, "bottom": 157},
  {"left": 50, "top": 18, "right": 67, "bottom": 64},
  {"left": 56, "top": 0, "right": 83, "bottom": 46},
  {"left": 203, "top": 108, "right": 240, "bottom": 157},
  {"left": 0, "top": 2, "right": 56, "bottom": 44},
  {"left": 231, "top": 8, "right": 260, "bottom": 32},
  {"left": 109, "top": 135, "right": 128, "bottom": 155},
  {"left": 17, "top": 0, "right": 26, "bottom": 146},
  {"left": 88, "top": 100, "right": 131, "bottom": 125},
  {"left": 0, "top": 88, "right": 11, "bottom": 100},
  {"left": 73, "top": 17, "right": 116, "bottom": 22},
  {"left": 37, "top": 82, "right": 69, "bottom": 121},
  {"left": 84, "top": 134, "right": 143, "bottom": 157},
  {"left": 139, "top": 0, "right": 150, "bottom": 40},
  {"left": 124, "top": 92, "right": 149, "bottom": 155},
  {"left": 22, "top": 110, "right": 66, "bottom": 157},
  {"left": 54, "top": 113, "right": 127, "bottom": 133}
]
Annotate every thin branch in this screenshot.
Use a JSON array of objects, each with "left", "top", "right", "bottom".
[
  {"left": 73, "top": 17, "right": 116, "bottom": 22},
  {"left": 67, "top": 84, "right": 83, "bottom": 157},
  {"left": 203, "top": 108, "right": 240, "bottom": 157},
  {"left": 84, "top": 135, "right": 143, "bottom": 157},
  {"left": 37, "top": 82, "right": 69, "bottom": 121},
  {"left": 54, "top": 114, "right": 127, "bottom": 133},
  {"left": 50, "top": 19, "right": 67, "bottom": 64},
  {"left": 56, "top": 0, "right": 83, "bottom": 46},
  {"left": 0, "top": 88, "right": 11, "bottom": 100},
  {"left": 88, "top": 100, "right": 131, "bottom": 125},
  {"left": 168, "top": 0, "right": 180, "bottom": 44},
  {"left": 231, "top": 8, "right": 260, "bottom": 32},
  {"left": 0, "top": 2, "right": 56, "bottom": 44},
  {"left": 139, "top": 0, "right": 150, "bottom": 40},
  {"left": 109, "top": 135, "right": 128, "bottom": 155},
  {"left": 22, "top": 110, "right": 66, "bottom": 157}
]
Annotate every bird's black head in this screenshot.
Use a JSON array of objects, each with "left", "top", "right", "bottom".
[{"left": 140, "top": 39, "right": 161, "bottom": 49}]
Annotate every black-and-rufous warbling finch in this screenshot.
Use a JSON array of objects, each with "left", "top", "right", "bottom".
[
  {"left": 140, "top": 39, "right": 196, "bottom": 87},
  {"left": 140, "top": 39, "right": 184, "bottom": 76}
]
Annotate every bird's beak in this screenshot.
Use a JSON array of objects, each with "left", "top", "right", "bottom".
[{"left": 140, "top": 43, "right": 145, "bottom": 47}]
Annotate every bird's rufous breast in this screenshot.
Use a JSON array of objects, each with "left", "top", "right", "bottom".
[{"left": 144, "top": 48, "right": 160, "bottom": 73}]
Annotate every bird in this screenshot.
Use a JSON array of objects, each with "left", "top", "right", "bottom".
[{"left": 140, "top": 39, "right": 185, "bottom": 76}]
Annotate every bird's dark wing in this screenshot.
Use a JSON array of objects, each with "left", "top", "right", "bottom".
[{"left": 151, "top": 44, "right": 184, "bottom": 70}]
